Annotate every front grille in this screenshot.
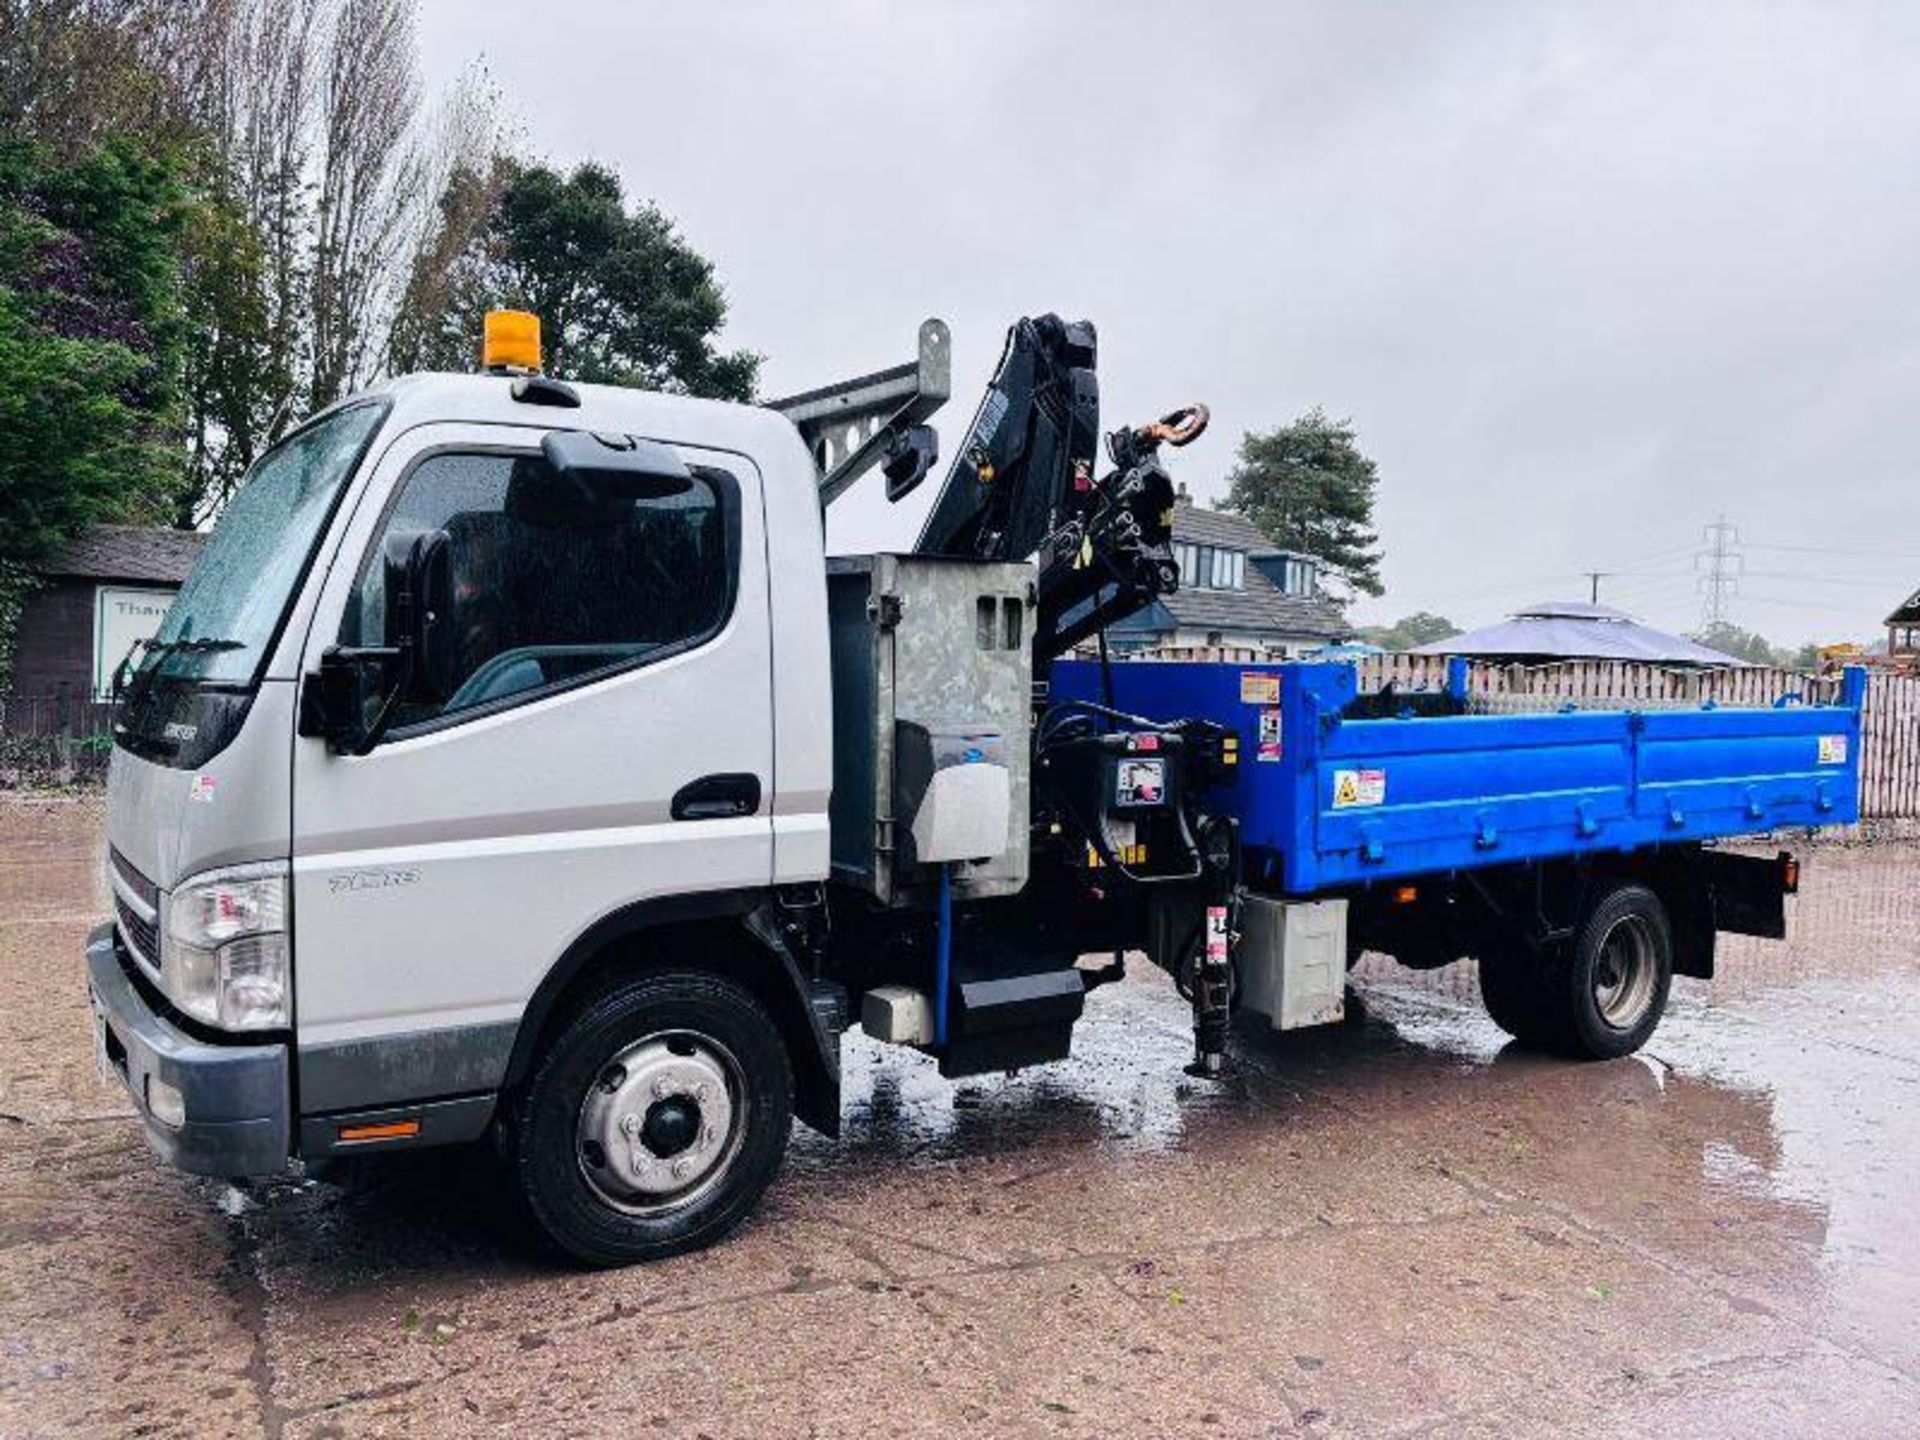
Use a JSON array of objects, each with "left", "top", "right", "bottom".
[
  {"left": 115, "top": 892, "right": 159, "bottom": 969},
  {"left": 109, "top": 847, "right": 158, "bottom": 908},
  {"left": 109, "top": 848, "right": 161, "bottom": 973}
]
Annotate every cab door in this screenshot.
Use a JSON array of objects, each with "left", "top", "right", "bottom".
[{"left": 288, "top": 421, "right": 773, "bottom": 1113}]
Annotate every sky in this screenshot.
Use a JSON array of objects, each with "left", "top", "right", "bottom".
[{"left": 416, "top": 0, "right": 1920, "bottom": 645}]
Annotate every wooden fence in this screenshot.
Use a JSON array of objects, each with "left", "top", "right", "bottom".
[
  {"left": 1117, "top": 646, "right": 1920, "bottom": 821},
  {"left": 0, "top": 694, "right": 117, "bottom": 740},
  {"left": 0, "top": 694, "right": 117, "bottom": 787}
]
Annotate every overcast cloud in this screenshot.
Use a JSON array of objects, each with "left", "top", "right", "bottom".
[{"left": 418, "top": 0, "right": 1920, "bottom": 643}]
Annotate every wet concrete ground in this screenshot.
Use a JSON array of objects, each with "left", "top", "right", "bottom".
[{"left": 1, "top": 796, "right": 1917, "bottom": 1438}]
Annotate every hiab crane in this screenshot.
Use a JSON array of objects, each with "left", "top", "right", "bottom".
[
  {"left": 777, "top": 311, "right": 1242, "bottom": 1080},
  {"left": 89, "top": 309, "right": 1859, "bottom": 1266}
]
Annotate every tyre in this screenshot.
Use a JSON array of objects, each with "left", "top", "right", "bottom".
[
  {"left": 508, "top": 969, "right": 794, "bottom": 1267},
  {"left": 1478, "top": 882, "right": 1673, "bottom": 1060},
  {"left": 1476, "top": 939, "right": 1562, "bottom": 1049}
]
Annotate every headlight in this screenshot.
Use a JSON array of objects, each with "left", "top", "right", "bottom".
[{"left": 162, "top": 864, "right": 289, "bottom": 1030}]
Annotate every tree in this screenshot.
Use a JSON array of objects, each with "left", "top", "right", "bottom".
[
  {"left": 391, "top": 160, "right": 759, "bottom": 400},
  {"left": 10, "top": 0, "right": 472, "bottom": 518},
  {"left": 0, "top": 136, "right": 188, "bottom": 681},
  {"left": 0, "top": 138, "right": 188, "bottom": 551},
  {"left": 1359, "top": 612, "right": 1459, "bottom": 652},
  {"left": 1222, "top": 407, "right": 1383, "bottom": 598},
  {"left": 307, "top": 0, "right": 427, "bottom": 409},
  {"left": 0, "top": 1, "right": 199, "bottom": 161},
  {"left": 184, "top": 0, "right": 325, "bottom": 495},
  {"left": 1692, "top": 621, "right": 1791, "bottom": 668}
]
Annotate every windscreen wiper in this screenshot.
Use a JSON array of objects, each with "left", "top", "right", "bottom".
[
  {"left": 117, "top": 636, "right": 248, "bottom": 703},
  {"left": 144, "top": 637, "right": 246, "bottom": 657}
]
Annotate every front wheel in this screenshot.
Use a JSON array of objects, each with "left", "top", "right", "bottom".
[
  {"left": 508, "top": 969, "right": 794, "bottom": 1266},
  {"left": 1479, "top": 882, "right": 1673, "bottom": 1060}
]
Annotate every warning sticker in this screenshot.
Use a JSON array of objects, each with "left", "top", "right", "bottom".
[
  {"left": 1818, "top": 734, "right": 1848, "bottom": 765},
  {"left": 1240, "top": 671, "right": 1280, "bottom": 705},
  {"left": 1205, "top": 906, "right": 1229, "bottom": 961},
  {"left": 1331, "top": 768, "right": 1386, "bottom": 809},
  {"left": 1257, "top": 708, "right": 1283, "bottom": 762},
  {"left": 1114, "top": 758, "right": 1167, "bottom": 807}
]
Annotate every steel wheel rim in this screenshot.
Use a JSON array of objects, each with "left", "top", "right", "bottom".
[
  {"left": 1592, "top": 914, "right": 1657, "bottom": 1029},
  {"left": 575, "top": 1030, "right": 749, "bottom": 1217}
]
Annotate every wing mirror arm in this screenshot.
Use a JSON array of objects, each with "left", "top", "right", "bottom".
[{"left": 298, "top": 646, "right": 409, "bottom": 755}]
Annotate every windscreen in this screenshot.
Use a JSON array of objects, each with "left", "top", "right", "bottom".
[{"left": 132, "top": 402, "right": 387, "bottom": 688}]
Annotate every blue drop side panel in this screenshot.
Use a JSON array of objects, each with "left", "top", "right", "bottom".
[{"left": 1049, "top": 660, "right": 1863, "bottom": 895}]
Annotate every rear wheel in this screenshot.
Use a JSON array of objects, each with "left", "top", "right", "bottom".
[
  {"left": 1478, "top": 882, "right": 1673, "bottom": 1060},
  {"left": 509, "top": 969, "right": 794, "bottom": 1266}
]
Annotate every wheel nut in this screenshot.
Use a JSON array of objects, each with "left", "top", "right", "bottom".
[
  {"left": 671, "top": 1159, "right": 691, "bottom": 1180},
  {"left": 652, "top": 1079, "right": 670, "bottom": 1099},
  {"left": 701, "top": 1125, "right": 718, "bottom": 1148},
  {"left": 694, "top": 1083, "right": 711, "bottom": 1103},
  {"left": 621, "top": 1114, "right": 641, "bottom": 1136}
]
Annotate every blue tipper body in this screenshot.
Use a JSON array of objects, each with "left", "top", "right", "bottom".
[{"left": 1050, "top": 660, "right": 1866, "bottom": 895}]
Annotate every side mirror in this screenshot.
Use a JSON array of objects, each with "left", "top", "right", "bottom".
[
  {"left": 382, "top": 529, "right": 455, "bottom": 705},
  {"left": 298, "top": 528, "right": 456, "bottom": 754}
]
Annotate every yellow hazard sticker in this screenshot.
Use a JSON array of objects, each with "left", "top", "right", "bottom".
[
  {"left": 1240, "top": 671, "right": 1280, "bottom": 705},
  {"left": 1331, "top": 768, "right": 1386, "bottom": 808},
  {"left": 1817, "top": 734, "right": 1848, "bottom": 765}
]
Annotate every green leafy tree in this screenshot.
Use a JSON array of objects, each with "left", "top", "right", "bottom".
[
  {"left": 1222, "top": 407, "right": 1384, "bottom": 598},
  {"left": 0, "top": 135, "right": 188, "bottom": 686},
  {"left": 177, "top": 187, "right": 286, "bottom": 524},
  {"left": 1359, "top": 612, "right": 1459, "bottom": 651},
  {"left": 1692, "top": 621, "right": 1792, "bottom": 668},
  {"left": 391, "top": 159, "right": 759, "bottom": 399},
  {"left": 0, "top": 137, "right": 186, "bottom": 554}
]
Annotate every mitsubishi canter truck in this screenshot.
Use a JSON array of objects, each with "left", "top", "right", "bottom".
[{"left": 90, "top": 310, "right": 1858, "bottom": 1265}]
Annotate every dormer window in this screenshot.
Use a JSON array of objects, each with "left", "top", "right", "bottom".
[{"left": 1174, "top": 542, "right": 1245, "bottom": 590}]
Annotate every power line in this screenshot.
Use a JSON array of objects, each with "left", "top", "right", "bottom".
[
  {"left": 1746, "top": 541, "right": 1920, "bottom": 562},
  {"left": 1609, "top": 547, "right": 1702, "bottom": 574},
  {"left": 1740, "top": 570, "right": 1911, "bottom": 590},
  {"left": 1602, "top": 579, "right": 1702, "bottom": 606}
]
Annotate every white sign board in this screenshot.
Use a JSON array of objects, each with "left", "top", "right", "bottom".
[{"left": 93, "top": 586, "right": 176, "bottom": 698}]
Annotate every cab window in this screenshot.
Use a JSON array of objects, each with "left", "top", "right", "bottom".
[{"left": 343, "top": 447, "right": 736, "bottom": 731}]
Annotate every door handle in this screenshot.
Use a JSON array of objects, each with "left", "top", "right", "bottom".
[{"left": 671, "top": 773, "right": 762, "bottom": 821}]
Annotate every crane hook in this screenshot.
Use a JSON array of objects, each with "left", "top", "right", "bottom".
[{"left": 1138, "top": 404, "right": 1210, "bottom": 448}]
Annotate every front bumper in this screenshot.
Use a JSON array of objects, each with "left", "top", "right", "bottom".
[{"left": 84, "top": 923, "right": 292, "bottom": 1178}]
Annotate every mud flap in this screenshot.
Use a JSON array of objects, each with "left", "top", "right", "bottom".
[{"left": 1701, "top": 849, "right": 1792, "bottom": 941}]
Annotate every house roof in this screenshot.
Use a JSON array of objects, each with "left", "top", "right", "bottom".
[
  {"left": 1412, "top": 601, "right": 1744, "bottom": 666},
  {"left": 1137, "top": 504, "right": 1349, "bottom": 641},
  {"left": 43, "top": 525, "right": 205, "bottom": 585},
  {"left": 1171, "top": 505, "right": 1275, "bottom": 552},
  {"left": 1155, "top": 567, "right": 1350, "bottom": 640},
  {"left": 1886, "top": 589, "right": 1920, "bottom": 626}
]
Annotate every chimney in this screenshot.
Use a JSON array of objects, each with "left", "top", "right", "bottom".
[{"left": 1175, "top": 481, "right": 1192, "bottom": 507}]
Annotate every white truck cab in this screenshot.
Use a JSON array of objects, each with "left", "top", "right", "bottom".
[{"left": 93, "top": 356, "right": 856, "bottom": 1260}]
